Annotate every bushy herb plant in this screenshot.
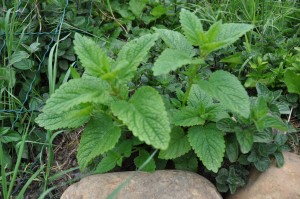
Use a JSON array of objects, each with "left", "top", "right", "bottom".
[{"left": 35, "top": 8, "right": 296, "bottom": 194}]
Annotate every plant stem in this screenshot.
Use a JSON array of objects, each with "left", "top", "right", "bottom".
[
  {"left": 0, "top": 142, "right": 8, "bottom": 199},
  {"left": 182, "top": 64, "right": 202, "bottom": 106},
  {"left": 7, "top": 133, "right": 28, "bottom": 198}
]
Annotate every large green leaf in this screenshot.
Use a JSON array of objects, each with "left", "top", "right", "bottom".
[
  {"left": 284, "top": 70, "right": 300, "bottom": 95},
  {"left": 255, "top": 115, "right": 288, "bottom": 132},
  {"left": 215, "top": 23, "right": 254, "bottom": 43},
  {"left": 188, "top": 124, "right": 225, "bottom": 172},
  {"left": 159, "top": 127, "right": 191, "bottom": 159},
  {"left": 235, "top": 128, "right": 254, "bottom": 154},
  {"left": 35, "top": 103, "right": 92, "bottom": 130},
  {"left": 198, "top": 70, "right": 250, "bottom": 118},
  {"left": 114, "top": 34, "right": 158, "bottom": 83},
  {"left": 171, "top": 107, "right": 205, "bottom": 127},
  {"left": 111, "top": 86, "right": 171, "bottom": 149},
  {"left": 179, "top": 9, "right": 203, "bottom": 45},
  {"left": 41, "top": 77, "right": 112, "bottom": 114},
  {"left": 155, "top": 29, "right": 195, "bottom": 56},
  {"left": 153, "top": 49, "right": 193, "bottom": 76},
  {"left": 74, "top": 33, "right": 110, "bottom": 77},
  {"left": 201, "top": 23, "right": 253, "bottom": 55},
  {"left": 77, "top": 113, "right": 121, "bottom": 169},
  {"left": 188, "top": 84, "right": 213, "bottom": 108}
]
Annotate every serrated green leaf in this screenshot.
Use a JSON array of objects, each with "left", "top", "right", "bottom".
[
  {"left": 41, "top": 77, "right": 112, "bottom": 114},
  {"left": 129, "top": 0, "right": 148, "bottom": 17},
  {"left": 171, "top": 107, "right": 205, "bottom": 127},
  {"left": 200, "top": 23, "right": 254, "bottom": 55},
  {"left": 77, "top": 113, "right": 121, "bottom": 169},
  {"left": 114, "top": 34, "right": 158, "bottom": 83},
  {"left": 275, "top": 133, "right": 288, "bottom": 145},
  {"left": 111, "top": 86, "right": 171, "bottom": 150},
  {"left": 205, "top": 21, "right": 222, "bottom": 42},
  {"left": 74, "top": 33, "right": 110, "bottom": 77},
  {"left": 159, "top": 127, "right": 191, "bottom": 159},
  {"left": 217, "top": 183, "right": 229, "bottom": 193},
  {"left": 254, "top": 129, "right": 273, "bottom": 143},
  {"left": 216, "top": 168, "right": 229, "bottom": 184},
  {"left": 134, "top": 150, "right": 156, "bottom": 172},
  {"left": 284, "top": 70, "right": 300, "bottom": 95},
  {"left": 215, "top": 23, "right": 254, "bottom": 43},
  {"left": 258, "top": 143, "right": 277, "bottom": 156},
  {"left": 188, "top": 124, "right": 225, "bottom": 172},
  {"left": 258, "top": 116, "right": 288, "bottom": 131},
  {"left": 188, "top": 84, "right": 213, "bottom": 108},
  {"left": 180, "top": 9, "right": 203, "bottom": 45},
  {"left": 35, "top": 103, "right": 92, "bottom": 131},
  {"left": 254, "top": 156, "right": 270, "bottom": 172},
  {"left": 155, "top": 29, "right": 195, "bottom": 56},
  {"left": 201, "top": 41, "right": 228, "bottom": 56},
  {"left": 256, "top": 83, "right": 275, "bottom": 101},
  {"left": 235, "top": 128, "right": 254, "bottom": 154},
  {"left": 198, "top": 70, "right": 250, "bottom": 118},
  {"left": 216, "top": 118, "right": 237, "bottom": 132},
  {"left": 205, "top": 104, "right": 229, "bottom": 122},
  {"left": 153, "top": 49, "right": 193, "bottom": 76},
  {"left": 96, "top": 151, "right": 121, "bottom": 173},
  {"left": 252, "top": 96, "right": 269, "bottom": 120}
]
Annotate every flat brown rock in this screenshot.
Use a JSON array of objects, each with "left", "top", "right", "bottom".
[
  {"left": 61, "top": 170, "right": 222, "bottom": 199},
  {"left": 228, "top": 152, "right": 300, "bottom": 199}
]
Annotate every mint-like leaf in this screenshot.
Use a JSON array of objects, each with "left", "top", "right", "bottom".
[
  {"left": 155, "top": 28, "right": 195, "bottom": 56},
  {"left": 114, "top": 34, "right": 158, "bottom": 83},
  {"left": 41, "top": 77, "right": 112, "bottom": 114},
  {"left": 111, "top": 86, "right": 171, "bottom": 150},
  {"left": 153, "top": 48, "right": 193, "bottom": 76},
  {"left": 35, "top": 104, "right": 92, "bottom": 130},
  {"left": 74, "top": 33, "right": 110, "bottom": 77},
  {"left": 188, "top": 124, "right": 225, "bottom": 172},
  {"left": 77, "top": 113, "right": 121, "bottom": 169},
  {"left": 171, "top": 107, "right": 205, "bottom": 127},
  {"left": 198, "top": 70, "right": 250, "bottom": 118},
  {"left": 180, "top": 9, "right": 203, "bottom": 45},
  {"left": 159, "top": 127, "right": 191, "bottom": 159}
]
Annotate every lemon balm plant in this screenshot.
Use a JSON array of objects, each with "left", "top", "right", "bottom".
[{"left": 35, "top": 9, "right": 292, "bottom": 191}]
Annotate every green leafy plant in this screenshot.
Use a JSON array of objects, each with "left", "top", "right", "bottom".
[
  {"left": 35, "top": 32, "right": 171, "bottom": 170},
  {"left": 35, "top": 8, "right": 296, "bottom": 195},
  {"left": 36, "top": 8, "right": 252, "bottom": 172}
]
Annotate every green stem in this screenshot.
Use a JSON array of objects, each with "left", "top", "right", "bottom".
[
  {"left": 43, "top": 130, "right": 53, "bottom": 192},
  {"left": 7, "top": 117, "right": 33, "bottom": 198},
  {"left": 7, "top": 133, "right": 28, "bottom": 198},
  {"left": 0, "top": 142, "right": 8, "bottom": 199},
  {"left": 182, "top": 64, "right": 202, "bottom": 106}
]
